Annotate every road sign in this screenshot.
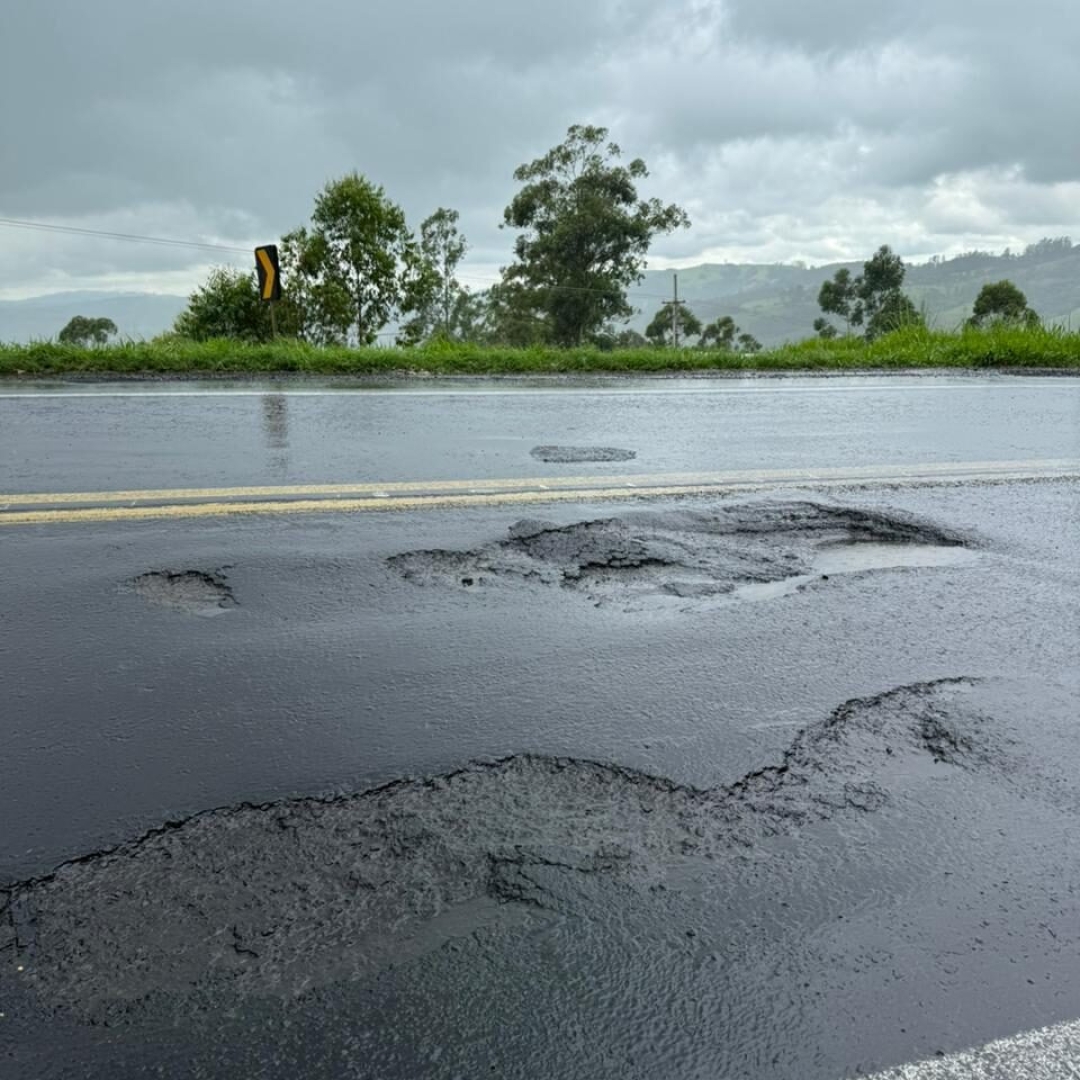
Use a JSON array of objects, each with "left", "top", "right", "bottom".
[{"left": 255, "top": 245, "right": 281, "bottom": 303}]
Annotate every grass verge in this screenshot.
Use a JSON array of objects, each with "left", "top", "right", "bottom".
[{"left": 3, "top": 325, "right": 1080, "bottom": 377}]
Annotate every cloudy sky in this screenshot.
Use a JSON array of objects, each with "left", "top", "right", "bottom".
[{"left": 2, "top": 0, "right": 1079, "bottom": 299}]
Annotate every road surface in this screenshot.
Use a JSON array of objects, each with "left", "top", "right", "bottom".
[{"left": 1, "top": 374, "right": 1079, "bottom": 1078}]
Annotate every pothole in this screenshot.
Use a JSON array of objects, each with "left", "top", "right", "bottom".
[
  {"left": 129, "top": 569, "right": 236, "bottom": 616},
  {"left": 390, "top": 501, "right": 975, "bottom": 607},
  {"left": 530, "top": 446, "right": 637, "bottom": 463},
  {"left": 1, "top": 679, "right": 1000, "bottom": 1018}
]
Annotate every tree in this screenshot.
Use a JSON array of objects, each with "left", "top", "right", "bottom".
[
  {"left": 58, "top": 315, "right": 117, "bottom": 346},
  {"left": 969, "top": 280, "right": 1039, "bottom": 327},
  {"left": 479, "top": 280, "right": 550, "bottom": 346},
  {"left": 817, "top": 268, "right": 862, "bottom": 335},
  {"left": 446, "top": 288, "right": 487, "bottom": 343},
  {"left": 865, "top": 289, "right": 922, "bottom": 339},
  {"left": 401, "top": 208, "right": 469, "bottom": 342},
  {"left": 1023, "top": 237, "right": 1073, "bottom": 260},
  {"left": 589, "top": 324, "right": 649, "bottom": 350},
  {"left": 814, "top": 246, "right": 922, "bottom": 340},
  {"left": 697, "top": 315, "right": 756, "bottom": 352},
  {"left": 174, "top": 268, "right": 274, "bottom": 342},
  {"left": 646, "top": 303, "right": 703, "bottom": 346},
  {"left": 699, "top": 314, "right": 737, "bottom": 349},
  {"left": 859, "top": 245, "right": 914, "bottom": 339},
  {"left": 695, "top": 315, "right": 762, "bottom": 352},
  {"left": 502, "top": 124, "right": 690, "bottom": 346},
  {"left": 613, "top": 328, "right": 647, "bottom": 348},
  {"left": 307, "top": 173, "right": 417, "bottom": 345},
  {"left": 278, "top": 226, "right": 352, "bottom": 346}
]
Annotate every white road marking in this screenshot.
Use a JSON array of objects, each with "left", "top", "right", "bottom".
[
  {"left": 0, "top": 382, "right": 1072, "bottom": 400},
  {"left": 861, "top": 1019, "right": 1080, "bottom": 1078}
]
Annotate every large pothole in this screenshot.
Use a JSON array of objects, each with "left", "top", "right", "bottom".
[
  {"left": 1, "top": 679, "right": 1007, "bottom": 1019},
  {"left": 390, "top": 501, "right": 976, "bottom": 606}
]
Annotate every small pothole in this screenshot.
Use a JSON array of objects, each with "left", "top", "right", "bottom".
[
  {"left": 130, "top": 569, "right": 236, "bottom": 616},
  {"left": 530, "top": 446, "right": 637, "bottom": 463}
]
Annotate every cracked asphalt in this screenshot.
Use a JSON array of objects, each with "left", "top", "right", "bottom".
[{"left": 1, "top": 375, "right": 1079, "bottom": 1078}]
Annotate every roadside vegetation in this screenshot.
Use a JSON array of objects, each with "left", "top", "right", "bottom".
[
  {"left": 5, "top": 122, "right": 1079, "bottom": 375},
  {"left": 4, "top": 323, "right": 1080, "bottom": 376}
]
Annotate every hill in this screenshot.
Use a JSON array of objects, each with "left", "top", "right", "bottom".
[
  {"left": 0, "top": 292, "right": 187, "bottom": 344},
  {"left": 2, "top": 240, "right": 1079, "bottom": 348},
  {"left": 637, "top": 238, "right": 1080, "bottom": 345}
]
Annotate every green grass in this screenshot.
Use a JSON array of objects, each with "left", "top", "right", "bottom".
[{"left": 3, "top": 324, "right": 1080, "bottom": 377}]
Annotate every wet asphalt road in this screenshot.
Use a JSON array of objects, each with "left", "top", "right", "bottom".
[
  {"left": 1, "top": 374, "right": 1080, "bottom": 1078},
  {"left": 2, "top": 374, "right": 1079, "bottom": 492}
]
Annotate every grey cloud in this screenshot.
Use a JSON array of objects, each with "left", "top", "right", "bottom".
[
  {"left": 721, "top": 0, "right": 1080, "bottom": 183},
  {"left": 2, "top": 0, "right": 1080, "bottom": 296},
  {"left": 723, "top": 0, "right": 1024, "bottom": 53}
]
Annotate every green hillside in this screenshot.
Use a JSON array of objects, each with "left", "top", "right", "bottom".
[{"left": 638, "top": 239, "right": 1080, "bottom": 346}]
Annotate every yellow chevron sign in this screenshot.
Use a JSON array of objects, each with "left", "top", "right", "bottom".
[{"left": 254, "top": 245, "right": 281, "bottom": 302}]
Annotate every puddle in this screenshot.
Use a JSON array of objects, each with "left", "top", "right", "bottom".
[
  {"left": 813, "top": 541, "right": 978, "bottom": 575},
  {"left": 731, "top": 542, "right": 978, "bottom": 604},
  {"left": 731, "top": 576, "right": 816, "bottom": 603}
]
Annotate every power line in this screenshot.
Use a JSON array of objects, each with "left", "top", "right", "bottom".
[
  {"left": 0, "top": 221, "right": 674, "bottom": 303},
  {"left": 452, "top": 273, "right": 670, "bottom": 301},
  {"left": 0, "top": 217, "right": 251, "bottom": 255},
  {"left": 0, "top": 216, "right": 749, "bottom": 308}
]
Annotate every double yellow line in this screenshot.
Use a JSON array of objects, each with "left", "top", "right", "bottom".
[{"left": 2, "top": 460, "right": 1077, "bottom": 527}]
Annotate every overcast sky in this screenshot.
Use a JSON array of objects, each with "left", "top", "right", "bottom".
[{"left": 2, "top": 0, "right": 1079, "bottom": 298}]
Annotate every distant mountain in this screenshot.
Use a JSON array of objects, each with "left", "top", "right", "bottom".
[
  {"left": 0, "top": 292, "right": 187, "bottom": 344},
  {"left": 3, "top": 240, "right": 1079, "bottom": 348},
  {"left": 637, "top": 239, "right": 1080, "bottom": 345}
]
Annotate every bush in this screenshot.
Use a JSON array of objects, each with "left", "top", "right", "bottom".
[{"left": 2, "top": 324, "right": 1079, "bottom": 376}]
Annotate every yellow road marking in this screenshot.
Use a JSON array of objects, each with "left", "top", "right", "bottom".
[
  {"left": 1, "top": 485, "right": 734, "bottom": 525},
  {"left": 2, "top": 474, "right": 674, "bottom": 505},
  {"left": 3, "top": 459, "right": 1078, "bottom": 509},
  {"left": 1, "top": 461, "right": 1077, "bottom": 527}
]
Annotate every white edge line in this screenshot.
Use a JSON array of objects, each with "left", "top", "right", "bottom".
[
  {"left": 0, "top": 383, "right": 1073, "bottom": 400},
  {"left": 861, "top": 1017, "right": 1080, "bottom": 1078}
]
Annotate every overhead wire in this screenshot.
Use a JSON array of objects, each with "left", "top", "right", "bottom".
[
  {"left": 0, "top": 217, "right": 252, "bottom": 255},
  {"left": 0, "top": 216, "right": 768, "bottom": 311}
]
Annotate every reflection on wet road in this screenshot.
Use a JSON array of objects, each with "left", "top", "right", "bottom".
[{"left": 3, "top": 375, "right": 1079, "bottom": 494}]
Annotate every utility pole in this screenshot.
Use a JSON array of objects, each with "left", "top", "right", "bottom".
[{"left": 662, "top": 273, "right": 687, "bottom": 348}]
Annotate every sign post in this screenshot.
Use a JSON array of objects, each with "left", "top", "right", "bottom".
[{"left": 255, "top": 244, "right": 281, "bottom": 337}]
